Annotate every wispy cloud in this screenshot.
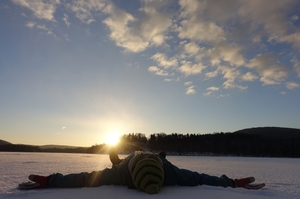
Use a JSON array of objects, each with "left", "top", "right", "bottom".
[
  {"left": 247, "top": 54, "right": 288, "bottom": 85},
  {"left": 286, "top": 82, "right": 300, "bottom": 90},
  {"left": 207, "top": 87, "right": 220, "bottom": 91},
  {"left": 186, "top": 85, "right": 196, "bottom": 95},
  {"left": 184, "top": 81, "right": 196, "bottom": 95},
  {"left": 179, "top": 61, "right": 205, "bottom": 76},
  {"left": 25, "top": 21, "right": 36, "bottom": 28},
  {"left": 63, "top": 13, "right": 70, "bottom": 27},
  {"left": 242, "top": 72, "right": 258, "bottom": 82},
  {"left": 176, "top": 0, "right": 225, "bottom": 43},
  {"left": 184, "top": 81, "right": 192, "bottom": 86},
  {"left": 148, "top": 66, "right": 168, "bottom": 76},
  {"left": 292, "top": 59, "right": 300, "bottom": 77},
  {"left": 102, "top": 4, "right": 147, "bottom": 53},
  {"left": 36, "top": 24, "right": 56, "bottom": 38},
  {"left": 12, "top": 0, "right": 59, "bottom": 21},
  {"left": 102, "top": 1, "right": 172, "bottom": 53},
  {"left": 64, "top": 0, "right": 105, "bottom": 24},
  {"left": 204, "top": 86, "right": 219, "bottom": 96},
  {"left": 151, "top": 53, "right": 178, "bottom": 69}
]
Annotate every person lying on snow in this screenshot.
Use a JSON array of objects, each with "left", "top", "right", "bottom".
[{"left": 24, "top": 151, "right": 256, "bottom": 194}]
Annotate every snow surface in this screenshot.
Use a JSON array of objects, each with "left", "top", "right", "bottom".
[{"left": 0, "top": 152, "right": 299, "bottom": 199}]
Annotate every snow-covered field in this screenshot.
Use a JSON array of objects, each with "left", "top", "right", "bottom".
[{"left": 0, "top": 152, "right": 299, "bottom": 199}]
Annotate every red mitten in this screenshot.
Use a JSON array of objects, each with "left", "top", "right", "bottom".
[
  {"left": 28, "top": 175, "right": 49, "bottom": 188},
  {"left": 234, "top": 177, "right": 255, "bottom": 187}
]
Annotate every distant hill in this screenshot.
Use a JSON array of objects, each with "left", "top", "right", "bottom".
[
  {"left": 0, "top": 139, "right": 81, "bottom": 149},
  {"left": 0, "top": 139, "right": 12, "bottom": 145},
  {"left": 234, "top": 127, "right": 300, "bottom": 139},
  {"left": 39, "top": 145, "right": 81, "bottom": 149},
  {"left": 0, "top": 140, "right": 84, "bottom": 152}
]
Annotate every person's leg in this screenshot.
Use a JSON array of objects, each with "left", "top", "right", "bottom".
[
  {"left": 183, "top": 172, "right": 234, "bottom": 187},
  {"left": 161, "top": 158, "right": 253, "bottom": 188},
  {"left": 161, "top": 158, "right": 227, "bottom": 187},
  {"left": 163, "top": 162, "right": 234, "bottom": 187}
]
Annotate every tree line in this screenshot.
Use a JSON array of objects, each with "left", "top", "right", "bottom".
[{"left": 115, "top": 132, "right": 300, "bottom": 157}]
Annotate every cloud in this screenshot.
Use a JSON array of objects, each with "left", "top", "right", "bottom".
[
  {"left": 184, "top": 81, "right": 196, "bottom": 95},
  {"left": 208, "top": 42, "right": 245, "bottom": 67},
  {"left": 204, "top": 87, "right": 219, "bottom": 96},
  {"left": 286, "top": 82, "right": 300, "bottom": 90},
  {"left": 291, "top": 15, "right": 299, "bottom": 21},
  {"left": 148, "top": 66, "right": 168, "bottom": 76},
  {"left": 102, "top": 1, "right": 172, "bottom": 52},
  {"left": 63, "top": 13, "right": 70, "bottom": 27},
  {"left": 186, "top": 85, "right": 196, "bottom": 95},
  {"left": 102, "top": 4, "right": 148, "bottom": 53},
  {"left": 279, "top": 32, "right": 300, "bottom": 49},
  {"left": 177, "top": 19, "right": 224, "bottom": 42},
  {"left": 177, "top": 0, "right": 225, "bottom": 43},
  {"left": 184, "top": 81, "right": 192, "bottom": 86},
  {"left": 237, "top": 0, "right": 300, "bottom": 49},
  {"left": 292, "top": 59, "right": 300, "bottom": 77},
  {"left": 237, "top": 85, "right": 248, "bottom": 91},
  {"left": 241, "top": 72, "right": 258, "bottom": 81},
  {"left": 217, "top": 65, "right": 240, "bottom": 89},
  {"left": 247, "top": 54, "right": 288, "bottom": 85},
  {"left": 24, "top": 19, "right": 56, "bottom": 38},
  {"left": 12, "top": 0, "right": 59, "bottom": 21},
  {"left": 205, "top": 70, "right": 219, "bottom": 79},
  {"left": 25, "top": 21, "right": 36, "bottom": 28},
  {"left": 207, "top": 87, "right": 219, "bottom": 91},
  {"left": 36, "top": 24, "right": 48, "bottom": 31},
  {"left": 151, "top": 53, "right": 178, "bottom": 69},
  {"left": 178, "top": 61, "right": 205, "bottom": 76},
  {"left": 204, "top": 91, "right": 213, "bottom": 96},
  {"left": 205, "top": 65, "right": 251, "bottom": 90},
  {"left": 137, "top": 0, "right": 173, "bottom": 46},
  {"left": 36, "top": 24, "right": 56, "bottom": 37},
  {"left": 183, "top": 42, "right": 201, "bottom": 56},
  {"left": 64, "top": 0, "right": 106, "bottom": 24},
  {"left": 164, "top": 77, "right": 180, "bottom": 82}
]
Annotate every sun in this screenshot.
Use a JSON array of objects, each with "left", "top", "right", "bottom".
[{"left": 105, "top": 132, "right": 120, "bottom": 146}]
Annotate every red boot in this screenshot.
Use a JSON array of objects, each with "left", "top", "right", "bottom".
[{"left": 234, "top": 177, "right": 255, "bottom": 187}]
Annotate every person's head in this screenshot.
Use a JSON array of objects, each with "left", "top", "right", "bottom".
[{"left": 131, "top": 158, "right": 164, "bottom": 194}]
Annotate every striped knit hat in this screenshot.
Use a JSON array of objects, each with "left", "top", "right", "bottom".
[{"left": 131, "top": 158, "right": 164, "bottom": 194}]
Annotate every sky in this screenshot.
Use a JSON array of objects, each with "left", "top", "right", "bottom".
[{"left": 1, "top": 0, "right": 300, "bottom": 147}]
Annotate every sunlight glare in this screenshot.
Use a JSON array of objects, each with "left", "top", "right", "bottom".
[{"left": 105, "top": 132, "right": 120, "bottom": 146}]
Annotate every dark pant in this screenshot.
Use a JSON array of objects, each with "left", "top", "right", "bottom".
[{"left": 161, "top": 157, "right": 234, "bottom": 187}]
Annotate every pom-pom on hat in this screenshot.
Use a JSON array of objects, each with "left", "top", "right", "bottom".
[{"left": 131, "top": 158, "right": 164, "bottom": 194}]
